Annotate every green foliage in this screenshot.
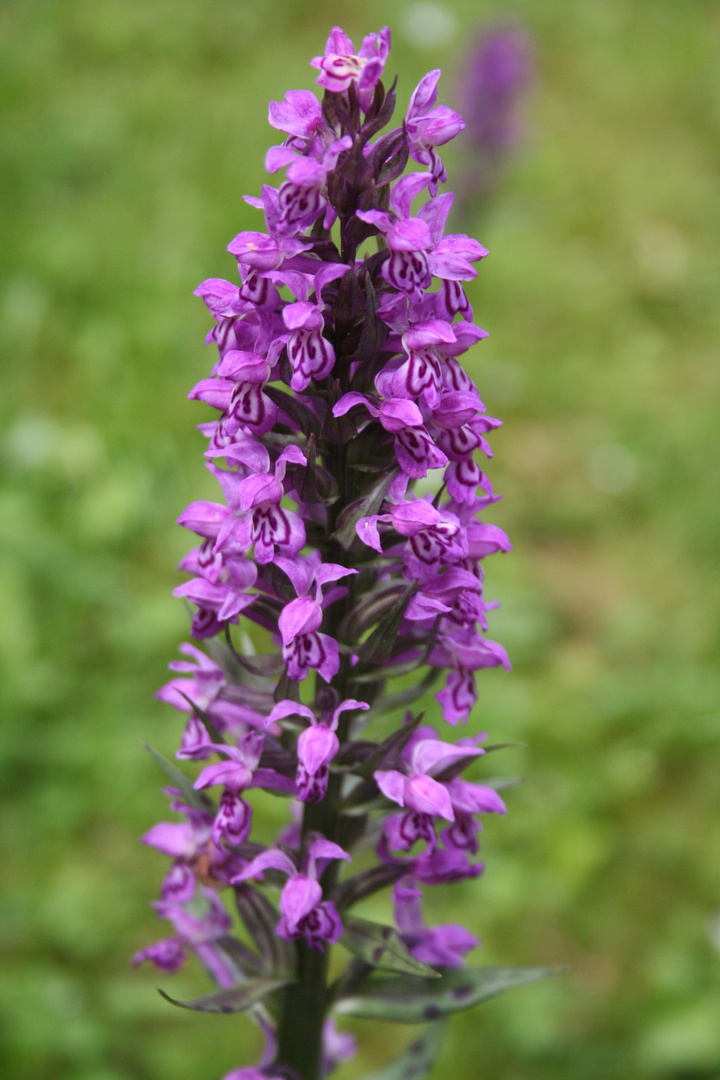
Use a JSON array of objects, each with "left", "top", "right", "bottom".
[
  {"left": 1, "top": 1, "right": 720, "bottom": 1079},
  {"left": 158, "top": 978, "right": 290, "bottom": 1015},
  {"left": 339, "top": 916, "right": 441, "bottom": 979},
  {"left": 334, "top": 966, "right": 560, "bottom": 1023},
  {"left": 360, "top": 1022, "right": 445, "bottom": 1080}
]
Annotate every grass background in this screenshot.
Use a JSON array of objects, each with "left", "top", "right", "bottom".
[{"left": 1, "top": 0, "right": 719, "bottom": 1077}]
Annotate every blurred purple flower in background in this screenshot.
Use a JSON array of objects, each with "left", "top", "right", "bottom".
[{"left": 455, "top": 22, "right": 534, "bottom": 216}]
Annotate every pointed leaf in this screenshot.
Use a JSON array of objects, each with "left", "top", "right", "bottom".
[
  {"left": 483, "top": 742, "right": 526, "bottom": 753},
  {"left": 158, "top": 977, "right": 290, "bottom": 1014},
  {"left": 346, "top": 275, "right": 382, "bottom": 367},
  {"left": 214, "top": 935, "right": 263, "bottom": 978},
  {"left": 265, "top": 385, "right": 322, "bottom": 437},
  {"left": 234, "top": 885, "right": 295, "bottom": 977},
  {"left": 361, "top": 1021, "right": 446, "bottom": 1080},
  {"left": 333, "top": 965, "right": 563, "bottom": 1022},
  {"left": 354, "top": 712, "right": 425, "bottom": 780},
  {"left": 333, "top": 864, "right": 408, "bottom": 911},
  {"left": 341, "top": 916, "right": 440, "bottom": 979},
  {"left": 175, "top": 691, "right": 225, "bottom": 746},
  {"left": 204, "top": 634, "right": 248, "bottom": 686},
  {"left": 331, "top": 468, "right": 399, "bottom": 551},
  {"left": 354, "top": 583, "right": 417, "bottom": 664},
  {"left": 143, "top": 744, "right": 211, "bottom": 811},
  {"left": 340, "top": 584, "right": 410, "bottom": 642},
  {"left": 231, "top": 651, "right": 285, "bottom": 678},
  {"left": 364, "top": 670, "right": 441, "bottom": 721},
  {"left": 483, "top": 776, "right": 523, "bottom": 792}
]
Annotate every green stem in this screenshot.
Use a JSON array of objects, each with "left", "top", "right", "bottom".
[{"left": 275, "top": 942, "right": 329, "bottom": 1079}]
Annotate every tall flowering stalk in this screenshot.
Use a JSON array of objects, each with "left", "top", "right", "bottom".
[
  {"left": 454, "top": 24, "right": 534, "bottom": 216},
  {"left": 135, "top": 26, "right": 554, "bottom": 1080}
]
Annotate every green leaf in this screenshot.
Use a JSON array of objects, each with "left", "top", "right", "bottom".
[
  {"left": 333, "top": 864, "right": 408, "bottom": 911},
  {"left": 484, "top": 776, "right": 524, "bottom": 792},
  {"left": 175, "top": 690, "right": 225, "bottom": 746},
  {"left": 340, "top": 583, "right": 410, "bottom": 641},
  {"left": 331, "top": 468, "right": 399, "bottom": 551},
  {"left": 341, "top": 916, "right": 440, "bottom": 978},
  {"left": 265, "top": 385, "right": 321, "bottom": 437},
  {"left": 234, "top": 885, "right": 295, "bottom": 977},
  {"left": 483, "top": 742, "right": 526, "bottom": 753},
  {"left": 364, "top": 670, "right": 441, "bottom": 721},
  {"left": 213, "top": 935, "right": 263, "bottom": 978},
  {"left": 143, "top": 744, "right": 209, "bottom": 811},
  {"left": 353, "top": 583, "right": 417, "bottom": 664},
  {"left": 361, "top": 1021, "right": 446, "bottom": 1080},
  {"left": 347, "top": 275, "right": 381, "bottom": 365},
  {"left": 204, "top": 635, "right": 247, "bottom": 685},
  {"left": 229, "top": 651, "right": 285, "bottom": 678},
  {"left": 333, "top": 965, "right": 563, "bottom": 1023},
  {"left": 158, "top": 977, "right": 290, "bottom": 1014},
  {"left": 353, "top": 711, "right": 425, "bottom": 780}
]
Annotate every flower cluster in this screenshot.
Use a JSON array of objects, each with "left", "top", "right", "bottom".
[{"left": 136, "top": 25, "right": 516, "bottom": 1080}]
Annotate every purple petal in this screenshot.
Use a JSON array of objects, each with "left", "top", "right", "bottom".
[
  {"left": 283, "top": 300, "right": 324, "bottom": 332},
  {"left": 379, "top": 399, "right": 423, "bottom": 432},
  {"left": 176, "top": 501, "right": 228, "bottom": 539},
  {"left": 374, "top": 769, "right": 407, "bottom": 807},
  {"left": 265, "top": 144, "right": 298, "bottom": 173},
  {"left": 278, "top": 596, "right": 322, "bottom": 646},
  {"left": 298, "top": 725, "right": 339, "bottom": 775},
  {"left": 268, "top": 89, "right": 322, "bottom": 139},
  {"left": 314, "top": 563, "right": 358, "bottom": 590},
  {"left": 391, "top": 499, "right": 441, "bottom": 536},
  {"left": 307, "top": 837, "right": 351, "bottom": 875},
  {"left": 356, "top": 208, "right": 392, "bottom": 233},
  {"left": 448, "top": 778, "right": 507, "bottom": 815},
  {"left": 132, "top": 938, "right": 187, "bottom": 973},
  {"left": 193, "top": 279, "right": 246, "bottom": 319},
  {"left": 332, "top": 391, "right": 373, "bottom": 419},
  {"left": 194, "top": 759, "right": 252, "bottom": 792},
  {"left": 408, "top": 69, "right": 441, "bottom": 117},
  {"left": 410, "top": 738, "right": 484, "bottom": 777},
  {"left": 416, "top": 191, "right": 454, "bottom": 245},
  {"left": 387, "top": 218, "right": 433, "bottom": 253},
  {"left": 390, "top": 172, "right": 432, "bottom": 220},
  {"left": 315, "top": 632, "right": 340, "bottom": 683},
  {"left": 411, "top": 924, "right": 479, "bottom": 968},
  {"left": 232, "top": 848, "right": 296, "bottom": 883},
  {"left": 331, "top": 698, "right": 370, "bottom": 729},
  {"left": 404, "top": 775, "right": 454, "bottom": 820},
  {"left": 141, "top": 823, "right": 197, "bottom": 858},
  {"left": 356, "top": 515, "right": 384, "bottom": 552},
  {"left": 266, "top": 699, "right": 316, "bottom": 726},
  {"left": 188, "top": 377, "right": 235, "bottom": 410},
  {"left": 279, "top": 873, "right": 322, "bottom": 931}
]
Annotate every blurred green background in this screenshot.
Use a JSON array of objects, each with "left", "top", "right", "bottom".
[{"left": 1, "top": 0, "right": 720, "bottom": 1077}]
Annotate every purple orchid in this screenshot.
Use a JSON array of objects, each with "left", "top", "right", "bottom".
[
  {"left": 394, "top": 877, "right": 478, "bottom": 967},
  {"left": 277, "top": 562, "right": 356, "bottom": 683},
  {"left": 333, "top": 390, "right": 447, "bottom": 479},
  {"left": 134, "top": 885, "right": 235, "bottom": 987},
  {"left": 406, "top": 70, "right": 466, "bottom": 191},
  {"left": 233, "top": 838, "right": 350, "bottom": 951},
  {"left": 138, "top": 25, "right": 526, "bottom": 1080},
  {"left": 358, "top": 494, "right": 468, "bottom": 582},
  {"left": 375, "top": 727, "right": 485, "bottom": 852},
  {"left": 282, "top": 263, "right": 347, "bottom": 391},
  {"left": 268, "top": 89, "right": 324, "bottom": 152},
  {"left": 311, "top": 26, "right": 391, "bottom": 110},
  {"left": 358, "top": 172, "right": 488, "bottom": 295}
]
